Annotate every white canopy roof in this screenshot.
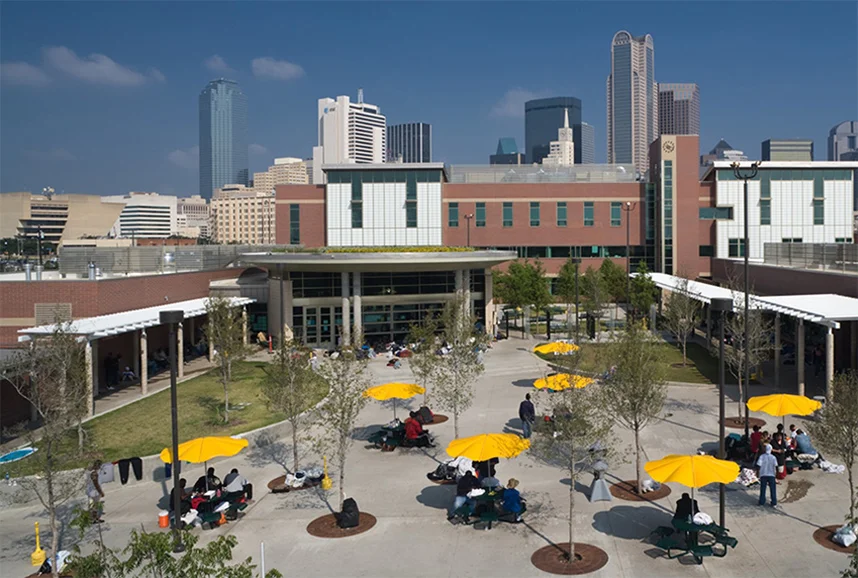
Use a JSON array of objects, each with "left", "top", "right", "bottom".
[{"left": 17, "top": 297, "right": 255, "bottom": 341}]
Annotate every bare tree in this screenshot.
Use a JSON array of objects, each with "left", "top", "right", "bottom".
[
  {"left": 313, "top": 351, "right": 370, "bottom": 510},
  {"left": 807, "top": 370, "right": 858, "bottom": 524},
  {"left": 205, "top": 297, "right": 249, "bottom": 424},
  {"left": 407, "top": 313, "right": 441, "bottom": 405},
  {"left": 662, "top": 272, "right": 701, "bottom": 366},
  {"left": 1, "top": 322, "right": 94, "bottom": 578},
  {"left": 599, "top": 323, "right": 668, "bottom": 494},
  {"left": 260, "top": 340, "right": 324, "bottom": 472}
]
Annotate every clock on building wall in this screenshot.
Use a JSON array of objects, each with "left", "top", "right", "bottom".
[{"left": 663, "top": 141, "right": 675, "bottom": 153}]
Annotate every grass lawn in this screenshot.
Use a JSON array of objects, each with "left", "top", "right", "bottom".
[{"left": 7, "top": 361, "right": 327, "bottom": 477}]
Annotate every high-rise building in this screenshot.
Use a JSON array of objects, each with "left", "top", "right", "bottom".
[
  {"left": 607, "top": 31, "right": 657, "bottom": 173},
  {"left": 580, "top": 122, "right": 595, "bottom": 164},
  {"left": 312, "top": 90, "right": 386, "bottom": 184},
  {"left": 658, "top": 83, "right": 700, "bottom": 136},
  {"left": 177, "top": 195, "right": 210, "bottom": 239},
  {"left": 524, "top": 97, "right": 583, "bottom": 164},
  {"left": 762, "top": 139, "right": 814, "bottom": 161},
  {"left": 542, "top": 109, "right": 575, "bottom": 167},
  {"left": 829, "top": 121, "right": 858, "bottom": 160},
  {"left": 199, "top": 79, "right": 248, "bottom": 199},
  {"left": 252, "top": 157, "right": 310, "bottom": 191},
  {"left": 210, "top": 185, "right": 275, "bottom": 245},
  {"left": 489, "top": 138, "right": 524, "bottom": 165},
  {"left": 387, "top": 123, "right": 432, "bottom": 163}
]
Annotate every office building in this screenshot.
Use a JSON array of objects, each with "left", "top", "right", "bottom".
[
  {"left": 177, "top": 195, "right": 210, "bottom": 239},
  {"left": 199, "top": 79, "right": 248, "bottom": 199},
  {"left": 829, "top": 121, "right": 858, "bottom": 160},
  {"left": 312, "top": 90, "right": 386, "bottom": 184},
  {"left": 607, "top": 31, "right": 658, "bottom": 173},
  {"left": 580, "top": 122, "right": 595, "bottom": 164},
  {"left": 252, "top": 157, "right": 310, "bottom": 191},
  {"left": 658, "top": 83, "right": 700, "bottom": 136},
  {"left": 489, "top": 138, "right": 524, "bottom": 165},
  {"left": 524, "top": 97, "right": 583, "bottom": 165},
  {"left": 699, "top": 139, "right": 747, "bottom": 166},
  {"left": 387, "top": 123, "right": 432, "bottom": 163},
  {"left": 762, "top": 139, "right": 814, "bottom": 161},
  {"left": 542, "top": 109, "right": 575, "bottom": 168},
  {"left": 102, "top": 192, "right": 179, "bottom": 239},
  {"left": 210, "top": 185, "right": 276, "bottom": 245},
  {"left": 0, "top": 192, "right": 124, "bottom": 244}
]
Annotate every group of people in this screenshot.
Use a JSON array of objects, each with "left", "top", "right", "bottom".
[
  {"left": 450, "top": 462, "right": 526, "bottom": 523},
  {"left": 103, "top": 352, "right": 135, "bottom": 390},
  {"left": 170, "top": 467, "right": 253, "bottom": 517},
  {"left": 752, "top": 423, "right": 821, "bottom": 507}
]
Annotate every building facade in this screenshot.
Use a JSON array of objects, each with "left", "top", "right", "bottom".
[
  {"left": 102, "top": 192, "right": 179, "bottom": 239},
  {"left": 0, "top": 192, "right": 124, "bottom": 244},
  {"left": 177, "top": 195, "right": 210, "bottom": 239},
  {"left": 387, "top": 123, "right": 432, "bottom": 163},
  {"left": 251, "top": 157, "right": 311, "bottom": 191},
  {"left": 210, "top": 186, "right": 276, "bottom": 245},
  {"left": 700, "top": 139, "right": 747, "bottom": 167},
  {"left": 762, "top": 139, "right": 814, "bottom": 161},
  {"left": 524, "top": 97, "right": 583, "bottom": 165},
  {"left": 829, "top": 121, "right": 858, "bottom": 161},
  {"left": 658, "top": 83, "right": 700, "bottom": 136},
  {"left": 607, "top": 31, "right": 658, "bottom": 174},
  {"left": 199, "top": 79, "right": 249, "bottom": 199},
  {"left": 541, "top": 109, "right": 575, "bottom": 168},
  {"left": 312, "top": 91, "right": 387, "bottom": 184},
  {"left": 580, "top": 122, "right": 595, "bottom": 164},
  {"left": 489, "top": 138, "right": 524, "bottom": 165}
]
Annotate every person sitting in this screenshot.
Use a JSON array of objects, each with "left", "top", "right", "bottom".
[
  {"left": 749, "top": 425, "right": 762, "bottom": 455},
  {"left": 170, "top": 478, "right": 192, "bottom": 515},
  {"left": 673, "top": 492, "right": 700, "bottom": 521},
  {"left": 404, "top": 411, "right": 435, "bottom": 447},
  {"left": 223, "top": 468, "right": 253, "bottom": 501},
  {"left": 121, "top": 366, "right": 136, "bottom": 382},
  {"left": 474, "top": 458, "right": 498, "bottom": 480},
  {"left": 450, "top": 470, "right": 480, "bottom": 520},
  {"left": 193, "top": 467, "right": 222, "bottom": 494},
  {"left": 501, "top": 478, "right": 526, "bottom": 522},
  {"left": 793, "top": 429, "right": 822, "bottom": 461}
]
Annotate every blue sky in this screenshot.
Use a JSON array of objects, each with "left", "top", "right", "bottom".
[{"left": 1, "top": 1, "right": 856, "bottom": 196}]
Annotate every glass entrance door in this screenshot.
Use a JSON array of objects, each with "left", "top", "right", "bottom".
[{"left": 303, "top": 307, "right": 334, "bottom": 348}]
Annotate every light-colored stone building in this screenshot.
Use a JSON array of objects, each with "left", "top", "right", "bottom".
[
  {"left": 210, "top": 185, "right": 276, "bottom": 245},
  {"left": 0, "top": 191, "right": 124, "bottom": 244},
  {"left": 252, "top": 157, "right": 310, "bottom": 191}
]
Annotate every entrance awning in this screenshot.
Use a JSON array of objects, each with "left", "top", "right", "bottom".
[{"left": 17, "top": 297, "right": 255, "bottom": 341}]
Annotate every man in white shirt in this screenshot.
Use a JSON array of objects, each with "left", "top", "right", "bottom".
[
  {"left": 756, "top": 444, "right": 778, "bottom": 507},
  {"left": 223, "top": 468, "right": 252, "bottom": 501}
]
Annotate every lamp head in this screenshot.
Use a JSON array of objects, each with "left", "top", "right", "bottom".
[{"left": 160, "top": 310, "right": 184, "bottom": 325}]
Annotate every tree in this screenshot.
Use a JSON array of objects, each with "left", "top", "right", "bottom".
[
  {"left": 599, "top": 323, "right": 668, "bottom": 494},
  {"left": 580, "top": 266, "right": 606, "bottom": 341},
  {"left": 493, "top": 259, "right": 551, "bottom": 338},
  {"left": 807, "top": 370, "right": 858, "bottom": 524},
  {"left": 599, "top": 259, "right": 626, "bottom": 304},
  {"left": 630, "top": 261, "right": 659, "bottom": 319},
  {"left": 431, "top": 295, "right": 489, "bottom": 437},
  {"left": 1, "top": 321, "right": 93, "bottom": 578},
  {"left": 531, "top": 384, "right": 617, "bottom": 564},
  {"left": 205, "top": 296, "right": 249, "bottom": 424},
  {"left": 407, "top": 313, "right": 442, "bottom": 404},
  {"left": 260, "top": 339, "right": 323, "bottom": 472},
  {"left": 555, "top": 258, "right": 579, "bottom": 339},
  {"left": 662, "top": 273, "right": 702, "bottom": 366},
  {"left": 314, "top": 351, "right": 370, "bottom": 510}
]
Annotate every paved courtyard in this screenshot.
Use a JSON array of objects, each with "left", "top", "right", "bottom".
[{"left": 0, "top": 337, "right": 853, "bottom": 577}]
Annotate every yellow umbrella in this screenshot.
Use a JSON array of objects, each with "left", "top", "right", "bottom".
[
  {"left": 533, "top": 373, "right": 593, "bottom": 391},
  {"left": 533, "top": 342, "right": 579, "bottom": 355},
  {"left": 446, "top": 433, "right": 530, "bottom": 462},
  {"left": 645, "top": 454, "right": 739, "bottom": 499},
  {"left": 363, "top": 382, "right": 425, "bottom": 419},
  {"left": 160, "top": 436, "right": 249, "bottom": 464},
  {"left": 747, "top": 394, "right": 821, "bottom": 418}
]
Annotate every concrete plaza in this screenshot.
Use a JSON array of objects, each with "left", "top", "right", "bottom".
[{"left": 0, "top": 337, "right": 852, "bottom": 577}]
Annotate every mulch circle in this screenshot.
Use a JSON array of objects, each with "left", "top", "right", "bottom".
[
  {"left": 423, "top": 414, "right": 449, "bottom": 426},
  {"left": 724, "top": 416, "right": 766, "bottom": 429},
  {"left": 267, "top": 475, "right": 322, "bottom": 494},
  {"left": 531, "top": 543, "right": 609, "bottom": 575},
  {"left": 609, "top": 479, "right": 672, "bottom": 502},
  {"left": 426, "top": 473, "right": 455, "bottom": 485},
  {"left": 812, "top": 525, "right": 857, "bottom": 554},
  {"left": 306, "top": 512, "right": 377, "bottom": 538}
]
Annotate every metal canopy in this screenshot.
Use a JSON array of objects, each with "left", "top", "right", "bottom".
[{"left": 17, "top": 297, "right": 255, "bottom": 341}]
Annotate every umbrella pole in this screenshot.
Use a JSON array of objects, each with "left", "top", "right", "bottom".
[{"left": 394, "top": 399, "right": 397, "bottom": 420}]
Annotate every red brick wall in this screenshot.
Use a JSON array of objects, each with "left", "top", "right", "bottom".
[{"left": 275, "top": 185, "right": 326, "bottom": 247}]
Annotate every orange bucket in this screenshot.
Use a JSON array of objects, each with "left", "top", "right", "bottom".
[{"left": 158, "top": 510, "right": 170, "bottom": 528}]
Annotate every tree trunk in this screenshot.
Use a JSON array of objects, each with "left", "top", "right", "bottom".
[
  {"left": 566, "top": 304, "right": 573, "bottom": 339},
  {"left": 338, "top": 453, "right": 346, "bottom": 511},
  {"left": 223, "top": 361, "right": 230, "bottom": 424},
  {"left": 568, "top": 461, "right": 576, "bottom": 562},
  {"left": 635, "top": 426, "right": 642, "bottom": 494},
  {"left": 291, "top": 418, "right": 300, "bottom": 473},
  {"left": 77, "top": 421, "right": 85, "bottom": 453},
  {"left": 523, "top": 308, "right": 530, "bottom": 339},
  {"left": 848, "top": 461, "right": 855, "bottom": 523},
  {"left": 682, "top": 338, "right": 687, "bottom": 367},
  {"left": 47, "top": 475, "right": 59, "bottom": 578},
  {"left": 453, "top": 410, "right": 459, "bottom": 439}
]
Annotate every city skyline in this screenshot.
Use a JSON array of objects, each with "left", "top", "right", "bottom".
[{"left": 0, "top": 1, "right": 855, "bottom": 195}]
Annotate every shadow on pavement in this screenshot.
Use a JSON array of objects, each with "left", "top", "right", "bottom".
[
  {"left": 592, "top": 505, "right": 673, "bottom": 540},
  {"left": 416, "top": 484, "right": 454, "bottom": 510}
]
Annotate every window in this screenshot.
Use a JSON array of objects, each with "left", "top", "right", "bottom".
[
  {"left": 406, "top": 173, "right": 417, "bottom": 228},
  {"left": 530, "top": 202, "right": 540, "bottom": 227},
  {"left": 813, "top": 199, "right": 824, "bottom": 225},
  {"left": 760, "top": 199, "right": 771, "bottom": 225},
  {"left": 289, "top": 204, "right": 300, "bottom": 244},
  {"left": 698, "top": 207, "right": 734, "bottom": 220},
  {"left": 556, "top": 202, "right": 567, "bottom": 227},
  {"left": 728, "top": 238, "right": 746, "bottom": 258},
  {"left": 475, "top": 202, "right": 486, "bottom": 227},
  {"left": 503, "top": 202, "right": 513, "bottom": 227},
  {"left": 610, "top": 202, "right": 622, "bottom": 227},
  {"left": 782, "top": 238, "right": 803, "bottom": 244},
  {"left": 448, "top": 202, "right": 459, "bottom": 227},
  {"left": 583, "top": 202, "right": 594, "bottom": 227},
  {"left": 698, "top": 245, "right": 714, "bottom": 257},
  {"left": 351, "top": 177, "right": 362, "bottom": 228},
  {"left": 835, "top": 237, "right": 854, "bottom": 243}
]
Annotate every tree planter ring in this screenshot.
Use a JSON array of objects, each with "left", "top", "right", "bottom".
[
  {"left": 306, "top": 512, "right": 377, "bottom": 538},
  {"left": 531, "top": 542, "right": 609, "bottom": 575}
]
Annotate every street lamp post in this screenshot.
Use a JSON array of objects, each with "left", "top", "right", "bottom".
[
  {"left": 711, "top": 297, "right": 733, "bottom": 529},
  {"left": 160, "top": 310, "right": 185, "bottom": 553},
  {"left": 464, "top": 213, "right": 474, "bottom": 247},
  {"left": 572, "top": 257, "right": 581, "bottom": 344},
  {"left": 621, "top": 202, "right": 637, "bottom": 323},
  {"left": 730, "top": 161, "right": 760, "bottom": 439},
  {"left": 36, "top": 226, "right": 44, "bottom": 270}
]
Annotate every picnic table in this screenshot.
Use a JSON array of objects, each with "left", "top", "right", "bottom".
[
  {"left": 368, "top": 424, "right": 406, "bottom": 451},
  {"left": 652, "top": 518, "right": 738, "bottom": 564}
]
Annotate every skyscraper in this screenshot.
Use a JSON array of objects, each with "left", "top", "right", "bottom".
[
  {"left": 387, "top": 123, "right": 432, "bottom": 162},
  {"left": 312, "top": 90, "right": 386, "bottom": 184},
  {"left": 828, "top": 121, "right": 858, "bottom": 160},
  {"left": 542, "top": 109, "right": 575, "bottom": 167},
  {"left": 658, "top": 83, "right": 700, "bottom": 136},
  {"left": 199, "top": 79, "right": 248, "bottom": 199},
  {"left": 524, "top": 97, "right": 583, "bottom": 164},
  {"left": 580, "top": 122, "right": 595, "bottom": 164},
  {"left": 489, "top": 138, "right": 524, "bottom": 164},
  {"left": 607, "top": 31, "right": 657, "bottom": 173}
]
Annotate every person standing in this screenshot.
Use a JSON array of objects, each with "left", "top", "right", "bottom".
[
  {"left": 756, "top": 444, "right": 778, "bottom": 507},
  {"left": 86, "top": 461, "right": 105, "bottom": 523},
  {"left": 518, "top": 393, "right": 535, "bottom": 439}
]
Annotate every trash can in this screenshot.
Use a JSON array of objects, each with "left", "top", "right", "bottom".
[{"left": 158, "top": 510, "right": 170, "bottom": 528}]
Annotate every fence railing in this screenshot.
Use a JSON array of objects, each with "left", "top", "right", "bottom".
[{"left": 763, "top": 243, "right": 858, "bottom": 274}]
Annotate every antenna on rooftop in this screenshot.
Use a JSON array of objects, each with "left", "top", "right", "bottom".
[{"left": 357, "top": 88, "right": 364, "bottom": 104}]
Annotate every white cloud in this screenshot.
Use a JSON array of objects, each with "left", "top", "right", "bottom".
[
  {"left": 25, "top": 148, "right": 76, "bottom": 161},
  {"left": 249, "top": 143, "right": 268, "bottom": 156},
  {"left": 0, "top": 61, "right": 51, "bottom": 86},
  {"left": 490, "top": 88, "right": 552, "bottom": 118},
  {"left": 251, "top": 57, "right": 304, "bottom": 81},
  {"left": 204, "top": 55, "right": 234, "bottom": 74},
  {"left": 168, "top": 146, "right": 199, "bottom": 170},
  {"left": 43, "top": 46, "right": 164, "bottom": 86}
]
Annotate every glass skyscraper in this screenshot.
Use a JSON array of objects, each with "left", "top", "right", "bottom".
[
  {"left": 524, "top": 97, "right": 583, "bottom": 164},
  {"left": 199, "top": 79, "right": 248, "bottom": 199},
  {"left": 387, "top": 123, "right": 432, "bottom": 162}
]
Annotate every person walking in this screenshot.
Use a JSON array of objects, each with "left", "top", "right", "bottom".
[
  {"left": 756, "top": 443, "right": 778, "bottom": 507},
  {"left": 518, "top": 393, "right": 535, "bottom": 439}
]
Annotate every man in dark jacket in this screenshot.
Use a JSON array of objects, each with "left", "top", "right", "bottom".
[
  {"left": 519, "top": 393, "right": 535, "bottom": 438},
  {"left": 450, "top": 470, "right": 481, "bottom": 519}
]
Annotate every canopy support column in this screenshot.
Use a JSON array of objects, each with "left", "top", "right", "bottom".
[
  {"left": 352, "top": 272, "right": 362, "bottom": 346},
  {"left": 484, "top": 269, "right": 494, "bottom": 336},
  {"left": 796, "top": 319, "right": 805, "bottom": 397},
  {"left": 241, "top": 308, "right": 248, "bottom": 346},
  {"left": 85, "top": 340, "right": 95, "bottom": 418},
  {"left": 341, "top": 272, "right": 351, "bottom": 347},
  {"left": 705, "top": 306, "right": 711, "bottom": 344},
  {"left": 140, "top": 329, "right": 148, "bottom": 395},
  {"left": 825, "top": 327, "right": 834, "bottom": 400},
  {"left": 177, "top": 322, "right": 184, "bottom": 380},
  {"left": 774, "top": 313, "right": 781, "bottom": 388}
]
